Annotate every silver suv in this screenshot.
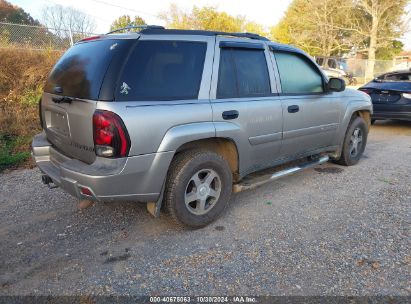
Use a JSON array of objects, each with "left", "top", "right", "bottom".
[{"left": 32, "top": 27, "right": 372, "bottom": 228}]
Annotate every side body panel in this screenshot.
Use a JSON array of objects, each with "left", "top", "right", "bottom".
[
  {"left": 269, "top": 48, "right": 344, "bottom": 158},
  {"left": 209, "top": 38, "right": 283, "bottom": 176}
]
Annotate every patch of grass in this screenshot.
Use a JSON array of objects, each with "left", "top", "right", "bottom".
[
  {"left": 0, "top": 134, "right": 31, "bottom": 172},
  {"left": 19, "top": 86, "right": 43, "bottom": 106},
  {"left": 0, "top": 48, "right": 60, "bottom": 170}
]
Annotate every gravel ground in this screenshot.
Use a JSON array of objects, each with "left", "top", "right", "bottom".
[{"left": 0, "top": 120, "right": 410, "bottom": 296}]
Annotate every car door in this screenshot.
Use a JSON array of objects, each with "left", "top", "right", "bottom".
[
  {"left": 270, "top": 48, "right": 342, "bottom": 159},
  {"left": 210, "top": 38, "right": 283, "bottom": 176}
]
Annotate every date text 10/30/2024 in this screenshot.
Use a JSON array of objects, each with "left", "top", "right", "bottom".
[{"left": 149, "top": 296, "right": 257, "bottom": 303}]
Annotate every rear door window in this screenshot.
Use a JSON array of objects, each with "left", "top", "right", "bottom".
[
  {"left": 116, "top": 40, "right": 207, "bottom": 101},
  {"left": 45, "top": 39, "right": 130, "bottom": 100},
  {"left": 274, "top": 51, "right": 324, "bottom": 94},
  {"left": 217, "top": 48, "right": 271, "bottom": 99}
]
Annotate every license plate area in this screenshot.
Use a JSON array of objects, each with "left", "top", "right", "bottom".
[
  {"left": 46, "top": 110, "right": 69, "bottom": 136},
  {"left": 373, "top": 91, "right": 401, "bottom": 103}
]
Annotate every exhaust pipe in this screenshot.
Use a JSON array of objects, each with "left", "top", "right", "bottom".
[{"left": 41, "top": 174, "right": 58, "bottom": 189}]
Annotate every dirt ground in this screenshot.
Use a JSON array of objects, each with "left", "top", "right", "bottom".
[{"left": 0, "top": 120, "right": 410, "bottom": 296}]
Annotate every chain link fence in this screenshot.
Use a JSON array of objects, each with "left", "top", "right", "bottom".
[
  {"left": 1, "top": 22, "right": 409, "bottom": 85},
  {"left": 345, "top": 58, "right": 410, "bottom": 84},
  {"left": 0, "top": 22, "right": 97, "bottom": 50},
  {"left": 315, "top": 55, "right": 410, "bottom": 86}
]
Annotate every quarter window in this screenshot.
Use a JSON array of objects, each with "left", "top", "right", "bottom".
[
  {"left": 116, "top": 40, "right": 207, "bottom": 101},
  {"left": 217, "top": 48, "right": 271, "bottom": 99},
  {"left": 274, "top": 52, "right": 324, "bottom": 94}
]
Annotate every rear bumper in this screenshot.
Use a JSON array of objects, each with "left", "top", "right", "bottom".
[
  {"left": 372, "top": 111, "right": 411, "bottom": 121},
  {"left": 32, "top": 132, "right": 174, "bottom": 202}
]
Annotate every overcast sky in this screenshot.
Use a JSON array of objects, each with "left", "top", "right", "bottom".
[{"left": 9, "top": 0, "right": 411, "bottom": 50}]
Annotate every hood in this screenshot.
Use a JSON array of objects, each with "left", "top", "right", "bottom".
[{"left": 345, "top": 88, "right": 372, "bottom": 100}]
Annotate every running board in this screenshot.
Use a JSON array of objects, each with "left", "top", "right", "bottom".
[{"left": 233, "top": 155, "right": 329, "bottom": 193}]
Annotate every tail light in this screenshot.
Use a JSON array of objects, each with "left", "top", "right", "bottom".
[
  {"left": 402, "top": 93, "right": 411, "bottom": 99},
  {"left": 93, "top": 110, "right": 130, "bottom": 158}
]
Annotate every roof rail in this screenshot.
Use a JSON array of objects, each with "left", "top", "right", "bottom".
[
  {"left": 139, "top": 28, "right": 270, "bottom": 41},
  {"left": 106, "top": 25, "right": 165, "bottom": 35}
]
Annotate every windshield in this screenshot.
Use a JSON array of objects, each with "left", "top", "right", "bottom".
[{"left": 44, "top": 39, "right": 130, "bottom": 100}]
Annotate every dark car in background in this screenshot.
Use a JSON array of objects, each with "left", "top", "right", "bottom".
[{"left": 359, "top": 69, "right": 411, "bottom": 123}]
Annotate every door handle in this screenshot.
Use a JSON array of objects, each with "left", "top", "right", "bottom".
[
  {"left": 288, "top": 105, "right": 299, "bottom": 113},
  {"left": 222, "top": 110, "right": 239, "bottom": 120}
]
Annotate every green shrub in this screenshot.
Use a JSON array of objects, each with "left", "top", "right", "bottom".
[
  {"left": 19, "top": 86, "right": 43, "bottom": 106},
  {"left": 0, "top": 134, "right": 31, "bottom": 171}
]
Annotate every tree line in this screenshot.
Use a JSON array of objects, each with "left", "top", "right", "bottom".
[
  {"left": 0, "top": 0, "right": 96, "bottom": 48},
  {"left": 1, "top": 0, "right": 409, "bottom": 78},
  {"left": 111, "top": 1, "right": 408, "bottom": 78}
]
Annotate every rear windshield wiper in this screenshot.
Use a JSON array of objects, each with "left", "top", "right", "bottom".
[{"left": 52, "top": 96, "right": 76, "bottom": 104}]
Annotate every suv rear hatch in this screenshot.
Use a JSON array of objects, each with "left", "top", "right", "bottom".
[{"left": 42, "top": 38, "right": 134, "bottom": 164}]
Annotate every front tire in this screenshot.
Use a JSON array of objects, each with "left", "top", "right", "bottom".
[
  {"left": 164, "top": 150, "right": 232, "bottom": 228},
  {"left": 335, "top": 116, "right": 368, "bottom": 166}
]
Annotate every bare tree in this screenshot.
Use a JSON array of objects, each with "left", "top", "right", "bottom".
[
  {"left": 41, "top": 5, "right": 96, "bottom": 44},
  {"left": 271, "top": 0, "right": 354, "bottom": 57},
  {"left": 347, "top": 0, "right": 409, "bottom": 79}
]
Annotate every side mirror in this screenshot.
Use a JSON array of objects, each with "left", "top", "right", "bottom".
[{"left": 328, "top": 77, "right": 345, "bottom": 92}]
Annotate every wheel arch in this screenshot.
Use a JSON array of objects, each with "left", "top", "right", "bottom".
[
  {"left": 352, "top": 109, "right": 372, "bottom": 128},
  {"left": 331, "top": 106, "right": 372, "bottom": 160},
  {"left": 175, "top": 138, "right": 240, "bottom": 182}
]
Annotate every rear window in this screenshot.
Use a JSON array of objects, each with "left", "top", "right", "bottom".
[
  {"left": 44, "top": 39, "right": 130, "bottom": 100},
  {"left": 115, "top": 40, "right": 207, "bottom": 101},
  {"left": 376, "top": 73, "right": 411, "bottom": 82}
]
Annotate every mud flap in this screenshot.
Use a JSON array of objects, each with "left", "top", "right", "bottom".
[{"left": 146, "top": 181, "right": 165, "bottom": 218}]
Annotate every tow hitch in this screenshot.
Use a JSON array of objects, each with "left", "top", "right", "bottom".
[{"left": 41, "top": 174, "right": 58, "bottom": 189}]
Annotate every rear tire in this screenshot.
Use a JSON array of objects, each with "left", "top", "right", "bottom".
[
  {"left": 335, "top": 116, "right": 368, "bottom": 166},
  {"left": 164, "top": 150, "right": 232, "bottom": 228}
]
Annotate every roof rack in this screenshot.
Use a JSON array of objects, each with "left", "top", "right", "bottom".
[
  {"left": 139, "top": 28, "right": 270, "bottom": 41},
  {"left": 106, "top": 25, "right": 165, "bottom": 35}
]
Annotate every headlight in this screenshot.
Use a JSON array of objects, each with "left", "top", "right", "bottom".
[{"left": 403, "top": 93, "right": 411, "bottom": 99}]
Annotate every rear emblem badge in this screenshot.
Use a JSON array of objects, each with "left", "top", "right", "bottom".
[{"left": 120, "top": 82, "right": 131, "bottom": 95}]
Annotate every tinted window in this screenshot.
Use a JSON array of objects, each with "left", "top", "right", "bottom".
[
  {"left": 45, "top": 39, "right": 128, "bottom": 100},
  {"left": 315, "top": 57, "right": 324, "bottom": 66},
  {"left": 274, "top": 52, "right": 323, "bottom": 94},
  {"left": 116, "top": 40, "right": 206, "bottom": 101},
  {"left": 217, "top": 48, "right": 271, "bottom": 99}
]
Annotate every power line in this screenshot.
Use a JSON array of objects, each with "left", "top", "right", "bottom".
[{"left": 87, "top": 0, "right": 159, "bottom": 19}]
